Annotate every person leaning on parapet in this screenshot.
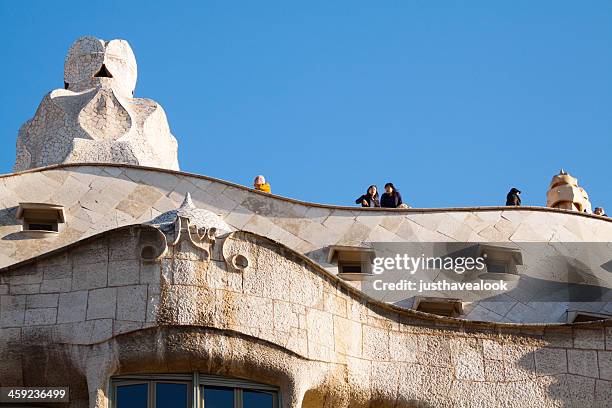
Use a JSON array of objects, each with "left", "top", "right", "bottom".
[
  {"left": 594, "top": 207, "right": 608, "bottom": 217},
  {"left": 253, "top": 175, "right": 271, "bottom": 193},
  {"left": 506, "top": 188, "right": 521, "bottom": 206},
  {"left": 380, "top": 182, "right": 403, "bottom": 208},
  {"left": 355, "top": 185, "right": 380, "bottom": 208}
]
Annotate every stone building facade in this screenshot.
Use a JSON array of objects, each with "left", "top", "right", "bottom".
[{"left": 0, "top": 36, "right": 611, "bottom": 407}]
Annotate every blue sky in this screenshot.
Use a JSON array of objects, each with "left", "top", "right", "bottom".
[{"left": 1, "top": 1, "right": 611, "bottom": 208}]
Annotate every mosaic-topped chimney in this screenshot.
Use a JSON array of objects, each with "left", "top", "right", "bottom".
[{"left": 14, "top": 36, "right": 180, "bottom": 172}]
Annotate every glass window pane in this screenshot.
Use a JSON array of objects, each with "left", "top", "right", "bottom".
[
  {"left": 243, "top": 390, "right": 274, "bottom": 408},
  {"left": 202, "top": 386, "right": 234, "bottom": 408},
  {"left": 116, "top": 383, "right": 148, "bottom": 408},
  {"left": 156, "top": 382, "right": 189, "bottom": 408}
]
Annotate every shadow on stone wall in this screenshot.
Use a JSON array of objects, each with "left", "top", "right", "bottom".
[
  {"left": 1, "top": 329, "right": 89, "bottom": 408},
  {"left": 0, "top": 206, "right": 20, "bottom": 227},
  {"left": 515, "top": 322, "right": 609, "bottom": 407}
]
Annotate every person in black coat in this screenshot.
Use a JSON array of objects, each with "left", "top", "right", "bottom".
[
  {"left": 506, "top": 188, "right": 521, "bottom": 206},
  {"left": 380, "top": 183, "right": 403, "bottom": 208},
  {"left": 355, "top": 185, "right": 380, "bottom": 208},
  {"left": 594, "top": 207, "right": 607, "bottom": 217}
]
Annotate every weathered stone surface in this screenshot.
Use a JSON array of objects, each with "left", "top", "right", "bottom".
[
  {"left": 72, "top": 262, "right": 108, "bottom": 290},
  {"left": 90, "top": 319, "right": 113, "bottom": 342},
  {"left": 10, "top": 284, "right": 40, "bottom": 295},
  {"left": 451, "top": 338, "right": 485, "bottom": 381},
  {"left": 417, "top": 334, "right": 452, "bottom": 367},
  {"left": 41, "top": 263, "right": 72, "bottom": 280},
  {"left": 483, "top": 358, "right": 505, "bottom": 381},
  {"left": 568, "top": 349, "right": 599, "bottom": 378},
  {"left": 26, "top": 293, "right": 59, "bottom": 309},
  {"left": 574, "top": 328, "right": 605, "bottom": 350},
  {"left": 54, "top": 320, "right": 94, "bottom": 344},
  {"left": 57, "top": 291, "right": 88, "bottom": 323},
  {"left": 599, "top": 350, "right": 612, "bottom": 381},
  {"left": 482, "top": 339, "right": 504, "bottom": 360},
  {"left": 544, "top": 326, "right": 574, "bottom": 348},
  {"left": 0, "top": 295, "right": 26, "bottom": 326},
  {"left": 116, "top": 285, "right": 146, "bottom": 322},
  {"left": 535, "top": 348, "right": 567, "bottom": 375},
  {"left": 40, "top": 278, "right": 72, "bottom": 293},
  {"left": 333, "top": 315, "right": 363, "bottom": 358},
  {"left": 113, "top": 320, "right": 143, "bottom": 336},
  {"left": 362, "top": 325, "right": 390, "bottom": 361},
  {"left": 0, "top": 327, "right": 21, "bottom": 343},
  {"left": 595, "top": 379, "right": 612, "bottom": 406},
  {"left": 24, "top": 308, "right": 57, "bottom": 326},
  {"left": 7, "top": 266, "right": 42, "bottom": 285},
  {"left": 108, "top": 260, "right": 139, "bottom": 286},
  {"left": 138, "top": 265, "right": 158, "bottom": 288},
  {"left": 86, "top": 287, "right": 117, "bottom": 320}
]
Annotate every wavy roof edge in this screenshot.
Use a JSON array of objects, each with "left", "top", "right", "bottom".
[
  {"left": 0, "top": 221, "right": 608, "bottom": 332},
  {"left": 2, "top": 162, "right": 610, "bottom": 223}
]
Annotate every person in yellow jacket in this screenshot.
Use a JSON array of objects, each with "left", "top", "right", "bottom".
[{"left": 253, "top": 175, "right": 271, "bottom": 193}]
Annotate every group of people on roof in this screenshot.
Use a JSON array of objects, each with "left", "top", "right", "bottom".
[
  {"left": 355, "top": 183, "right": 406, "bottom": 208},
  {"left": 250, "top": 175, "right": 607, "bottom": 216},
  {"left": 253, "top": 175, "right": 406, "bottom": 208}
]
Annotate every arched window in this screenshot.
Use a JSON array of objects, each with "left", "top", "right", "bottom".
[{"left": 111, "top": 373, "right": 279, "bottom": 408}]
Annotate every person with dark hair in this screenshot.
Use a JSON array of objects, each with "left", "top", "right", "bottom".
[
  {"left": 506, "top": 188, "right": 521, "bottom": 206},
  {"left": 380, "top": 182, "right": 403, "bottom": 208},
  {"left": 355, "top": 185, "right": 380, "bottom": 208},
  {"left": 594, "top": 207, "right": 607, "bottom": 217}
]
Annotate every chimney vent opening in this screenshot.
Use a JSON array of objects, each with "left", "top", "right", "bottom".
[{"left": 93, "top": 64, "right": 113, "bottom": 78}]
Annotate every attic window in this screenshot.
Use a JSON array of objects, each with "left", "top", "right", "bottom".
[
  {"left": 567, "top": 311, "right": 612, "bottom": 323},
  {"left": 16, "top": 202, "right": 65, "bottom": 235},
  {"left": 414, "top": 297, "right": 463, "bottom": 317},
  {"left": 486, "top": 261, "right": 508, "bottom": 274},
  {"left": 94, "top": 64, "right": 113, "bottom": 78},
  {"left": 327, "top": 245, "right": 375, "bottom": 281},
  {"left": 477, "top": 243, "right": 523, "bottom": 279}
]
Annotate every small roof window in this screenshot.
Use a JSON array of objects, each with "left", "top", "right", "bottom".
[
  {"left": 567, "top": 310, "right": 612, "bottom": 323},
  {"left": 413, "top": 296, "right": 463, "bottom": 317},
  {"left": 16, "top": 202, "right": 65, "bottom": 235},
  {"left": 477, "top": 243, "right": 523, "bottom": 280},
  {"left": 327, "top": 245, "right": 376, "bottom": 281}
]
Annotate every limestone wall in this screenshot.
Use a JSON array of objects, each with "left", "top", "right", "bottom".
[{"left": 0, "top": 224, "right": 610, "bottom": 407}]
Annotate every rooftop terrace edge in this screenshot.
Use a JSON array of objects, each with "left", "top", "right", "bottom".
[{"left": 2, "top": 162, "right": 610, "bottom": 223}]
